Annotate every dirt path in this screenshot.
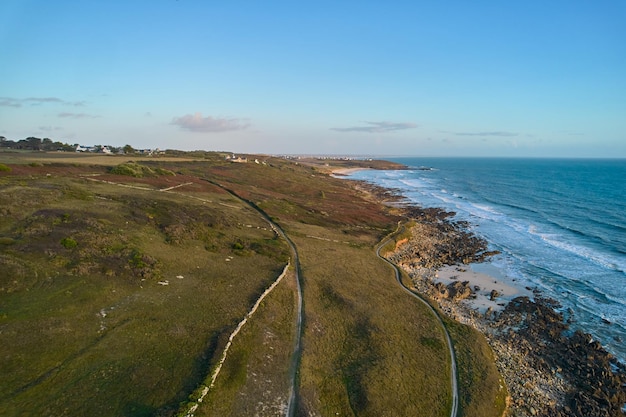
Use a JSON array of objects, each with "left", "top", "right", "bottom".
[
  {"left": 377, "top": 226, "right": 459, "bottom": 417},
  {"left": 202, "top": 180, "right": 304, "bottom": 417},
  {"left": 79, "top": 175, "right": 304, "bottom": 416}
]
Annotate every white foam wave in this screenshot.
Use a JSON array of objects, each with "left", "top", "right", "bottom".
[
  {"left": 399, "top": 178, "right": 432, "bottom": 189},
  {"left": 536, "top": 232, "right": 625, "bottom": 274}
]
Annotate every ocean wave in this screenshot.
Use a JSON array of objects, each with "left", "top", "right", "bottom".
[
  {"left": 377, "top": 157, "right": 626, "bottom": 361},
  {"left": 471, "top": 203, "right": 502, "bottom": 215},
  {"left": 483, "top": 197, "right": 541, "bottom": 216},
  {"left": 534, "top": 231, "right": 625, "bottom": 274},
  {"left": 398, "top": 177, "right": 433, "bottom": 189}
]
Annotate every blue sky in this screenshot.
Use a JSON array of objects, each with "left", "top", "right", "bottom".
[{"left": 1, "top": 1, "right": 625, "bottom": 157}]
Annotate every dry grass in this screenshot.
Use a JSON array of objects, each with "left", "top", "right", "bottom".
[{"left": 0, "top": 150, "right": 202, "bottom": 166}]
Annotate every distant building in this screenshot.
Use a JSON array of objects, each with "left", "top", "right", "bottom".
[{"left": 227, "top": 154, "right": 248, "bottom": 163}]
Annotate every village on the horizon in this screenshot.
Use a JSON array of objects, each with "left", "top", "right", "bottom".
[{"left": 0, "top": 135, "right": 380, "bottom": 163}]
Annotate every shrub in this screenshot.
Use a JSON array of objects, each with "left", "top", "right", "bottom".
[
  {"left": 60, "top": 237, "right": 78, "bottom": 249},
  {"left": 0, "top": 237, "right": 16, "bottom": 245},
  {"left": 155, "top": 167, "right": 175, "bottom": 176},
  {"left": 110, "top": 163, "right": 142, "bottom": 177},
  {"left": 110, "top": 162, "right": 155, "bottom": 178},
  {"left": 0, "top": 163, "right": 11, "bottom": 172}
]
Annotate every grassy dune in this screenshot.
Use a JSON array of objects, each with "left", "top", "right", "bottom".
[{"left": 0, "top": 151, "right": 505, "bottom": 417}]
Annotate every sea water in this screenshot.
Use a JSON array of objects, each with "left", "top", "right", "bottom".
[{"left": 348, "top": 158, "right": 626, "bottom": 363}]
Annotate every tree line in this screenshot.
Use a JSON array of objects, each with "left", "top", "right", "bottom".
[{"left": 0, "top": 136, "right": 133, "bottom": 154}]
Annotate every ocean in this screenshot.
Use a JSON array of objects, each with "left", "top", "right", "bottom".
[{"left": 348, "top": 158, "right": 626, "bottom": 363}]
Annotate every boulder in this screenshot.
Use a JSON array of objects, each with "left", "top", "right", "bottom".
[{"left": 447, "top": 280, "right": 472, "bottom": 300}]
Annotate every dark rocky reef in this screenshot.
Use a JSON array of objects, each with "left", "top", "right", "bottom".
[
  {"left": 385, "top": 203, "right": 626, "bottom": 417},
  {"left": 388, "top": 206, "right": 500, "bottom": 269},
  {"left": 495, "top": 296, "right": 626, "bottom": 417}
]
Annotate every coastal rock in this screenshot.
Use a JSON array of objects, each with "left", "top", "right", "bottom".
[
  {"left": 447, "top": 280, "right": 472, "bottom": 300},
  {"left": 434, "top": 282, "right": 448, "bottom": 299},
  {"left": 384, "top": 209, "right": 626, "bottom": 417},
  {"left": 386, "top": 206, "right": 499, "bottom": 270},
  {"left": 489, "top": 289, "right": 500, "bottom": 301}
]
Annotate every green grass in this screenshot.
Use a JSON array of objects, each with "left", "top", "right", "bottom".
[
  {"left": 194, "top": 269, "right": 297, "bottom": 416},
  {"left": 290, "top": 222, "right": 451, "bottom": 416},
  {"left": 446, "top": 319, "right": 508, "bottom": 417},
  {"left": 0, "top": 152, "right": 507, "bottom": 417},
  {"left": 0, "top": 171, "right": 290, "bottom": 416}
]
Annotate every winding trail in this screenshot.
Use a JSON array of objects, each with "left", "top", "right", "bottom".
[
  {"left": 203, "top": 180, "right": 304, "bottom": 417},
  {"left": 377, "top": 225, "right": 459, "bottom": 417},
  {"left": 81, "top": 175, "right": 304, "bottom": 416},
  {"left": 86, "top": 176, "right": 454, "bottom": 415}
]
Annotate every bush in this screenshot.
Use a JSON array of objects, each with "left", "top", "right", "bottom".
[
  {"left": 0, "top": 163, "right": 11, "bottom": 172},
  {"left": 0, "top": 237, "right": 16, "bottom": 245},
  {"left": 110, "top": 162, "right": 155, "bottom": 178},
  {"left": 60, "top": 237, "right": 78, "bottom": 249},
  {"left": 155, "top": 167, "right": 176, "bottom": 176},
  {"left": 110, "top": 163, "right": 142, "bottom": 177}
]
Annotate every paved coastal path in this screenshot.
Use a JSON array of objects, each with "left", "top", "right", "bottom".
[{"left": 377, "top": 226, "right": 459, "bottom": 417}]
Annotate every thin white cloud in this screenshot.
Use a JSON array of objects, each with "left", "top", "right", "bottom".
[
  {"left": 331, "top": 121, "right": 418, "bottom": 133},
  {"left": 454, "top": 131, "right": 518, "bottom": 137},
  {"left": 0, "top": 98, "right": 21, "bottom": 107},
  {"left": 0, "top": 97, "right": 86, "bottom": 107},
  {"left": 171, "top": 112, "right": 250, "bottom": 132},
  {"left": 38, "top": 126, "right": 63, "bottom": 132},
  {"left": 58, "top": 112, "right": 98, "bottom": 119}
]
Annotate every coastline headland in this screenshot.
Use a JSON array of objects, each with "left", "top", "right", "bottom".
[
  {"left": 1, "top": 150, "right": 623, "bottom": 416},
  {"left": 363, "top": 175, "right": 626, "bottom": 417}
]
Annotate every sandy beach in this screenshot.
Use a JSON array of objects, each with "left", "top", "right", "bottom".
[
  {"left": 330, "top": 167, "right": 370, "bottom": 176},
  {"left": 435, "top": 264, "right": 532, "bottom": 313}
]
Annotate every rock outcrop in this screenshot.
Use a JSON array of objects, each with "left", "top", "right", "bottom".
[
  {"left": 386, "top": 206, "right": 499, "bottom": 271},
  {"left": 385, "top": 207, "right": 626, "bottom": 417}
]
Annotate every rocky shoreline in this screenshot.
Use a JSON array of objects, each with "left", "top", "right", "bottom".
[{"left": 386, "top": 204, "right": 626, "bottom": 417}]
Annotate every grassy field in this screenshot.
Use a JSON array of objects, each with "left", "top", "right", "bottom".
[
  {"left": 195, "top": 268, "right": 297, "bottom": 416},
  {"left": 0, "top": 157, "right": 292, "bottom": 416},
  {"left": 290, "top": 223, "right": 451, "bottom": 416},
  {"left": 0, "top": 151, "right": 506, "bottom": 417}
]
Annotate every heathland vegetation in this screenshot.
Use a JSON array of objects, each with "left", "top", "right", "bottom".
[{"left": 0, "top": 150, "right": 504, "bottom": 416}]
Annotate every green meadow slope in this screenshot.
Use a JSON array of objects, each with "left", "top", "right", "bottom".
[{"left": 0, "top": 152, "right": 505, "bottom": 417}]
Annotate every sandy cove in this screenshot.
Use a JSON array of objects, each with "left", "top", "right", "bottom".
[
  {"left": 385, "top": 209, "right": 626, "bottom": 417},
  {"left": 435, "top": 264, "right": 532, "bottom": 314},
  {"left": 330, "top": 167, "right": 371, "bottom": 176}
]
